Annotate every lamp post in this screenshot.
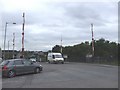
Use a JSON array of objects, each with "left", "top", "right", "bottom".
[{"left": 3, "top": 22, "right": 16, "bottom": 60}]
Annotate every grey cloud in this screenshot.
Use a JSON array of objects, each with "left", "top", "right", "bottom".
[
  {"left": 1, "top": 1, "right": 118, "bottom": 51},
  {"left": 57, "top": 2, "right": 117, "bottom": 28}
]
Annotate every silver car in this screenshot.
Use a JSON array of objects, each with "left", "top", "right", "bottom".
[{"left": 0, "top": 59, "right": 43, "bottom": 78}]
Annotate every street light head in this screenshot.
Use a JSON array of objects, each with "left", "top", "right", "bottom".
[
  {"left": 13, "top": 23, "right": 16, "bottom": 24},
  {"left": 6, "top": 22, "right": 16, "bottom": 24}
]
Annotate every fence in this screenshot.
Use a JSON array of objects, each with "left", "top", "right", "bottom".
[{"left": 67, "top": 56, "right": 118, "bottom": 65}]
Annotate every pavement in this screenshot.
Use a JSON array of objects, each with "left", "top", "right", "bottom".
[{"left": 2, "top": 62, "right": 118, "bottom": 88}]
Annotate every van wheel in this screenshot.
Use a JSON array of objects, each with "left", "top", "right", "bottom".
[
  {"left": 8, "top": 70, "right": 16, "bottom": 78},
  {"left": 62, "top": 62, "right": 64, "bottom": 64}
]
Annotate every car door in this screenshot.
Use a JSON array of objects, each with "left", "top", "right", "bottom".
[
  {"left": 14, "top": 60, "right": 25, "bottom": 75},
  {"left": 23, "top": 60, "right": 35, "bottom": 73}
]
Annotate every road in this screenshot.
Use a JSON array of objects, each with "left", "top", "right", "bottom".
[{"left": 2, "top": 62, "right": 118, "bottom": 88}]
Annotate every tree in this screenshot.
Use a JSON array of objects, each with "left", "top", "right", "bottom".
[
  {"left": 52, "top": 45, "right": 61, "bottom": 53},
  {"left": 51, "top": 38, "right": 118, "bottom": 63}
]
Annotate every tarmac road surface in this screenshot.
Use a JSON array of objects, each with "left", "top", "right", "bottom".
[{"left": 2, "top": 62, "right": 118, "bottom": 88}]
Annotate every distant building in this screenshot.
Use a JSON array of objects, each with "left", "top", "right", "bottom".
[{"left": 38, "top": 51, "right": 44, "bottom": 56}]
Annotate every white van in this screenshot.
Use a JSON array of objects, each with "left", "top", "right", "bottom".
[
  {"left": 30, "top": 58, "right": 37, "bottom": 63},
  {"left": 47, "top": 53, "right": 64, "bottom": 64}
]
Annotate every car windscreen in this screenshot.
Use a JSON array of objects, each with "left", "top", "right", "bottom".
[{"left": 0, "top": 60, "right": 9, "bottom": 66}]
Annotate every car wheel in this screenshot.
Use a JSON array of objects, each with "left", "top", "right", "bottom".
[
  {"left": 48, "top": 61, "right": 50, "bottom": 64},
  {"left": 35, "top": 68, "right": 40, "bottom": 74},
  {"left": 62, "top": 62, "right": 64, "bottom": 64},
  {"left": 8, "top": 70, "right": 16, "bottom": 78}
]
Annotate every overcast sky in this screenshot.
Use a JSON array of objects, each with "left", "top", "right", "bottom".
[{"left": 0, "top": 0, "right": 118, "bottom": 51}]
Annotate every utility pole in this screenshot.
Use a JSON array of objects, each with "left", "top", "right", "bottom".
[
  {"left": 91, "top": 23, "right": 94, "bottom": 57},
  {"left": 60, "top": 35, "right": 62, "bottom": 54},
  {"left": 13, "top": 33, "right": 15, "bottom": 59},
  {"left": 0, "top": 47, "right": 2, "bottom": 59},
  {"left": 22, "top": 12, "right": 25, "bottom": 58},
  {"left": 8, "top": 40, "right": 9, "bottom": 59}
]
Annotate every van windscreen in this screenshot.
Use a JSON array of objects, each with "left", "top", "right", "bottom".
[{"left": 55, "top": 55, "right": 62, "bottom": 58}]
